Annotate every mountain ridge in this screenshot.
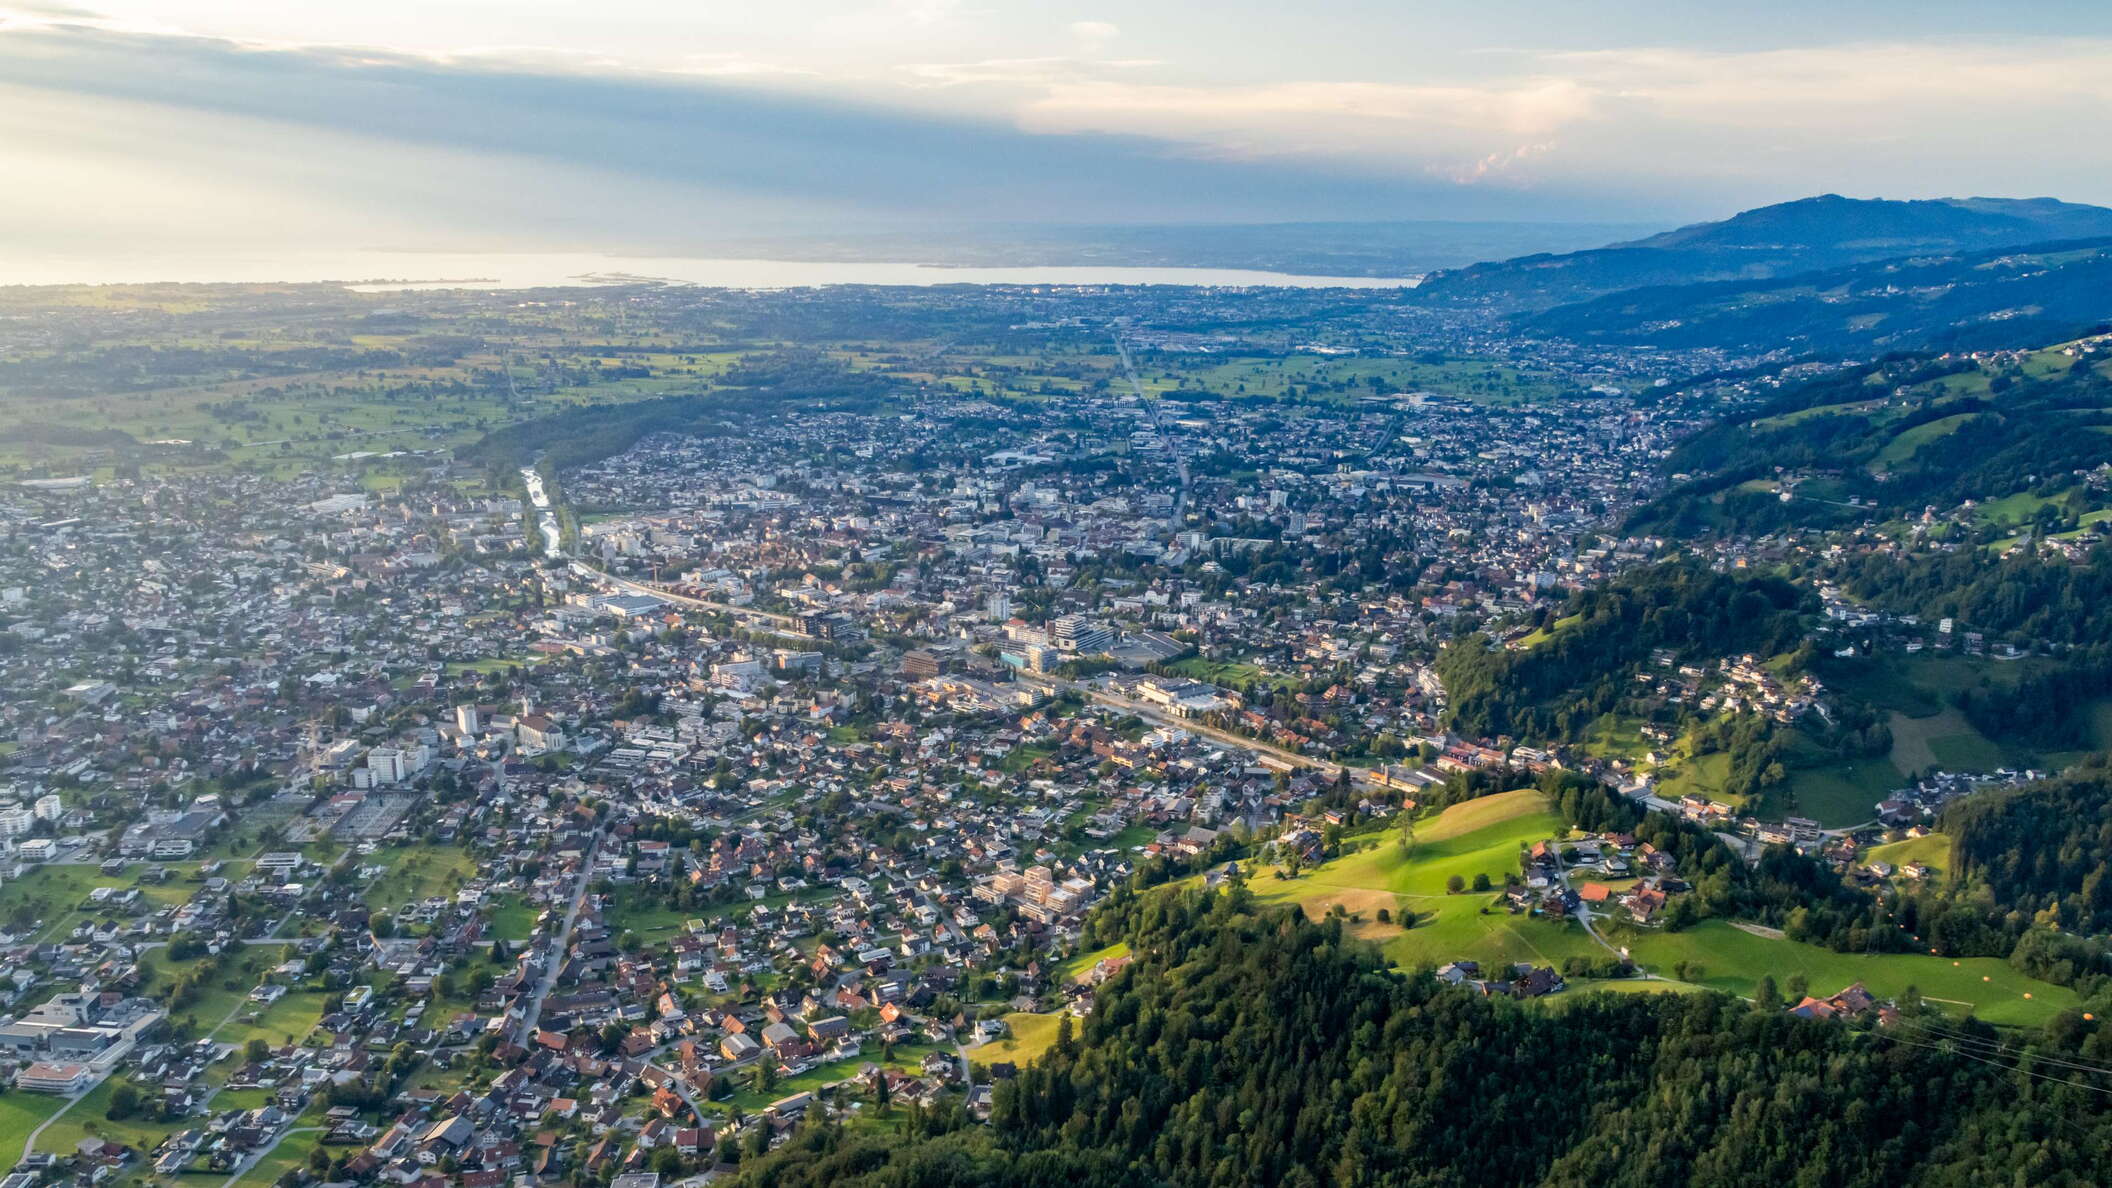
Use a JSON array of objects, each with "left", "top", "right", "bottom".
[{"left": 1414, "top": 194, "right": 2112, "bottom": 311}]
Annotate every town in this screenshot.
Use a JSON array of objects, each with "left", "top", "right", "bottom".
[{"left": 2, "top": 281, "right": 2106, "bottom": 1188}]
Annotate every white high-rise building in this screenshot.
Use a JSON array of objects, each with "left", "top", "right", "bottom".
[
  {"left": 0, "top": 805, "right": 33, "bottom": 837},
  {"left": 986, "top": 592, "right": 1012, "bottom": 622},
  {"left": 454, "top": 704, "right": 481, "bottom": 734},
  {"left": 367, "top": 748, "right": 409, "bottom": 785},
  {"left": 33, "top": 794, "right": 62, "bottom": 821}
]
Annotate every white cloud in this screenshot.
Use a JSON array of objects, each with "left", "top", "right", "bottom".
[
  {"left": 900, "top": 55, "right": 1162, "bottom": 89},
  {"left": 1069, "top": 20, "right": 1119, "bottom": 43},
  {"left": 991, "top": 37, "right": 2112, "bottom": 194}
]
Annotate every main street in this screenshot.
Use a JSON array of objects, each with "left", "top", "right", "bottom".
[{"left": 512, "top": 822, "right": 607, "bottom": 1045}]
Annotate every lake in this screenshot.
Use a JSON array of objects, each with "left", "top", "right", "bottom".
[{"left": 3, "top": 250, "right": 1421, "bottom": 290}]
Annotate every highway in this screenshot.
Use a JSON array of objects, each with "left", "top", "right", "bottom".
[{"left": 1112, "top": 333, "right": 1189, "bottom": 529}]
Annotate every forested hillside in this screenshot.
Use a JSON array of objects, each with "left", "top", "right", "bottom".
[
  {"left": 1514, "top": 237, "right": 2112, "bottom": 354},
  {"left": 1411, "top": 194, "right": 2112, "bottom": 313},
  {"left": 1435, "top": 564, "right": 1810, "bottom": 740},
  {"left": 1942, "top": 757, "right": 2112, "bottom": 933},
  {"left": 732, "top": 889, "right": 2112, "bottom": 1188},
  {"left": 1826, "top": 547, "right": 2112, "bottom": 748},
  {"left": 1629, "top": 346, "right": 2112, "bottom": 538}
]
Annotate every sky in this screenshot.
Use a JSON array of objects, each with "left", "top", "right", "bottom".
[{"left": 4, "top": 1, "right": 2112, "bottom": 260}]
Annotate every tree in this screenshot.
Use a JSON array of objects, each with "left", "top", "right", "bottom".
[
  {"left": 1445, "top": 874, "right": 1466, "bottom": 895},
  {"left": 742, "top": 1122, "right": 770, "bottom": 1161},
  {"left": 106, "top": 1082, "right": 140, "bottom": 1120},
  {"left": 246, "top": 1037, "right": 271, "bottom": 1064}
]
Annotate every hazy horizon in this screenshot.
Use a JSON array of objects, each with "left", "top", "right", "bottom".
[{"left": 5, "top": 1, "right": 2112, "bottom": 274}]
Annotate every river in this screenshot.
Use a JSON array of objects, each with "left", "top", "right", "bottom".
[{"left": 521, "top": 468, "right": 563, "bottom": 558}]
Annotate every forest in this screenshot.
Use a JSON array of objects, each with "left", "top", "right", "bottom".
[
  {"left": 1942, "top": 757, "right": 2112, "bottom": 936},
  {"left": 1826, "top": 546, "right": 2112, "bottom": 747},
  {"left": 461, "top": 350, "right": 901, "bottom": 474},
  {"left": 1435, "top": 563, "right": 1810, "bottom": 741},
  {"left": 1627, "top": 350, "right": 2112, "bottom": 539},
  {"left": 729, "top": 887, "right": 2112, "bottom": 1188}
]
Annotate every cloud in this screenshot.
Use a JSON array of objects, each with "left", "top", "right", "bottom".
[
  {"left": 1000, "top": 37, "right": 2112, "bottom": 198},
  {"left": 900, "top": 55, "right": 1161, "bottom": 88},
  {"left": 0, "top": 20, "right": 1553, "bottom": 259},
  {"left": 3, "top": 14, "right": 2106, "bottom": 261},
  {"left": 1069, "top": 20, "right": 1119, "bottom": 43}
]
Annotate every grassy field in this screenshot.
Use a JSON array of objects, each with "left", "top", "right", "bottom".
[
  {"left": 365, "top": 844, "right": 480, "bottom": 913},
  {"left": 969, "top": 1012, "right": 1064, "bottom": 1070},
  {"left": 34, "top": 1075, "right": 190, "bottom": 1158},
  {"left": 214, "top": 985, "right": 333, "bottom": 1051},
  {"left": 1161, "top": 656, "right": 1301, "bottom": 691},
  {"left": 1179, "top": 355, "right": 1567, "bottom": 406},
  {"left": 1866, "top": 833, "right": 1954, "bottom": 878},
  {"left": 1291, "top": 789, "right": 1558, "bottom": 901},
  {"left": 0, "top": 1091, "right": 72, "bottom": 1162},
  {"left": 723, "top": 1042, "right": 950, "bottom": 1113},
  {"left": 485, "top": 895, "right": 545, "bottom": 944},
  {"left": 141, "top": 943, "right": 291, "bottom": 1037},
  {"left": 0, "top": 861, "right": 244, "bottom": 943},
  {"left": 1779, "top": 755, "right": 1901, "bottom": 828},
  {"left": 1226, "top": 789, "right": 2070, "bottom": 1027},
  {"left": 1517, "top": 613, "right": 1584, "bottom": 651},
  {"left": 1248, "top": 790, "right": 1605, "bottom": 972},
  {"left": 1615, "top": 920, "right": 2071, "bottom": 1028},
  {"left": 1887, "top": 709, "right": 2012, "bottom": 774},
  {"left": 1055, "top": 942, "right": 1130, "bottom": 984},
  {"left": 228, "top": 1132, "right": 317, "bottom": 1188},
  {"left": 1658, "top": 751, "right": 1735, "bottom": 804},
  {"left": 1873, "top": 412, "right": 1980, "bottom": 467}
]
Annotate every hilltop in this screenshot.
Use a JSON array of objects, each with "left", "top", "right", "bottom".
[{"left": 1413, "top": 194, "right": 2112, "bottom": 312}]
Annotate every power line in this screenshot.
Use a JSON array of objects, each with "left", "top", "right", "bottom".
[
  {"left": 1888, "top": 1018, "right": 2112, "bottom": 1079},
  {"left": 1875, "top": 1028, "right": 2112, "bottom": 1098}
]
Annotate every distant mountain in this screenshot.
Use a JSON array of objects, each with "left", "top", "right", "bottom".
[
  {"left": 1413, "top": 195, "right": 2112, "bottom": 310},
  {"left": 1516, "top": 236, "right": 2112, "bottom": 356}
]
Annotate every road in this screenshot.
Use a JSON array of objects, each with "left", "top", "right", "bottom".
[
  {"left": 1020, "top": 673, "right": 1382, "bottom": 791},
  {"left": 513, "top": 823, "right": 606, "bottom": 1045},
  {"left": 580, "top": 563, "right": 808, "bottom": 635},
  {"left": 214, "top": 1126, "right": 323, "bottom": 1188},
  {"left": 520, "top": 463, "right": 807, "bottom": 638},
  {"left": 1112, "top": 333, "right": 1189, "bottom": 529},
  {"left": 639, "top": 1038, "right": 712, "bottom": 1125}
]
